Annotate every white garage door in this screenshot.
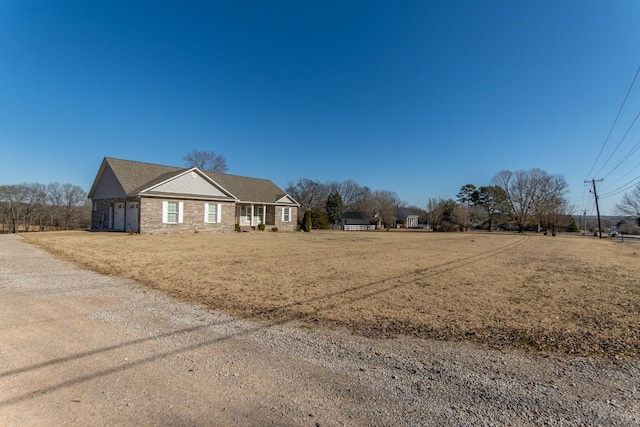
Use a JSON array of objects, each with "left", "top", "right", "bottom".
[
  {"left": 126, "top": 202, "right": 139, "bottom": 233},
  {"left": 113, "top": 203, "right": 125, "bottom": 231}
]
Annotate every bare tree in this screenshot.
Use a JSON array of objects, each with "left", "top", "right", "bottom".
[
  {"left": 59, "top": 183, "right": 87, "bottom": 230},
  {"left": 538, "top": 199, "right": 575, "bottom": 236},
  {"left": 453, "top": 204, "right": 471, "bottom": 231},
  {"left": 618, "top": 218, "right": 640, "bottom": 235},
  {"left": 0, "top": 182, "right": 89, "bottom": 232},
  {"left": 0, "top": 184, "right": 25, "bottom": 233},
  {"left": 22, "top": 183, "right": 47, "bottom": 232},
  {"left": 46, "top": 182, "right": 64, "bottom": 229},
  {"left": 183, "top": 149, "right": 228, "bottom": 173},
  {"left": 492, "top": 169, "right": 568, "bottom": 233},
  {"left": 332, "top": 179, "right": 368, "bottom": 212},
  {"left": 615, "top": 183, "right": 640, "bottom": 226},
  {"left": 286, "top": 177, "right": 402, "bottom": 229},
  {"left": 368, "top": 190, "right": 400, "bottom": 230},
  {"left": 353, "top": 186, "right": 372, "bottom": 213},
  {"left": 285, "top": 178, "right": 328, "bottom": 213},
  {"left": 427, "top": 198, "right": 444, "bottom": 232}
]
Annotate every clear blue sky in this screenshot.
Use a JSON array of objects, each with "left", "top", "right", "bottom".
[{"left": 2, "top": 1, "right": 639, "bottom": 215}]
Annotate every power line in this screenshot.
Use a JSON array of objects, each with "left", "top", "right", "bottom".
[
  {"left": 594, "top": 110, "right": 640, "bottom": 178},
  {"left": 584, "top": 65, "right": 640, "bottom": 181},
  {"left": 598, "top": 174, "right": 640, "bottom": 199},
  {"left": 601, "top": 155, "right": 640, "bottom": 189}
]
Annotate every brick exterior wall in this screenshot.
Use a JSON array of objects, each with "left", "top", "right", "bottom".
[
  {"left": 91, "top": 197, "right": 298, "bottom": 233},
  {"left": 91, "top": 199, "right": 114, "bottom": 230},
  {"left": 274, "top": 206, "right": 298, "bottom": 231},
  {"left": 140, "top": 197, "right": 236, "bottom": 234}
]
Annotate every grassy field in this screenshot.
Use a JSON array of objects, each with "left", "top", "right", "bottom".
[{"left": 24, "top": 230, "right": 640, "bottom": 358}]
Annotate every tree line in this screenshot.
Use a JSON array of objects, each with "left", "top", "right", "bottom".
[
  {"left": 286, "top": 168, "right": 582, "bottom": 234},
  {"left": 616, "top": 183, "right": 640, "bottom": 228},
  {"left": 428, "top": 168, "right": 577, "bottom": 234},
  {"left": 189, "top": 147, "right": 640, "bottom": 234},
  {"left": 285, "top": 178, "right": 424, "bottom": 230},
  {"left": 0, "top": 183, "right": 89, "bottom": 233}
]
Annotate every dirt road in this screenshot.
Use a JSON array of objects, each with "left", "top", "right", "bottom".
[{"left": 1, "top": 234, "right": 638, "bottom": 426}]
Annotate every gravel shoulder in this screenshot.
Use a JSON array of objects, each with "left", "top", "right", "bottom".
[{"left": 1, "top": 234, "right": 638, "bottom": 426}]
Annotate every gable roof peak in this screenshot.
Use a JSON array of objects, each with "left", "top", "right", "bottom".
[{"left": 91, "top": 157, "right": 297, "bottom": 205}]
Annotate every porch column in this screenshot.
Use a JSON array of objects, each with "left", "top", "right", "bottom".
[{"left": 250, "top": 204, "right": 255, "bottom": 226}]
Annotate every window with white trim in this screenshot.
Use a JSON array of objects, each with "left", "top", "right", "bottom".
[
  {"left": 162, "top": 201, "right": 183, "bottom": 224},
  {"left": 166, "top": 202, "right": 178, "bottom": 223},
  {"left": 282, "top": 207, "right": 291, "bottom": 222},
  {"left": 204, "top": 202, "right": 221, "bottom": 223}
]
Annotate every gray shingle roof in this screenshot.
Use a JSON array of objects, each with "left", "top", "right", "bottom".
[
  {"left": 205, "top": 172, "right": 290, "bottom": 204},
  {"left": 90, "top": 157, "right": 297, "bottom": 205},
  {"left": 91, "top": 157, "right": 182, "bottom": 196},
  {"left": 341, "top": 211, "right": 370, "bottom": 220}
]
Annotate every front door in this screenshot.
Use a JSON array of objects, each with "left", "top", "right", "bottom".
[
  {"left": 237, "top": 206, "right": 252, "bottom": 226},
  {"left": 257, "top": 206, "right": 264, "bottom": 224}
]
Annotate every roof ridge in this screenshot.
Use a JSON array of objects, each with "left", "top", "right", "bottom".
[
  {"left": 105, "top": 157, "right": 185, "bottom": 170},
  {"left": 105, "top": 158, "right": 271, "bottom": 182},
  {"left": 207, "top": 171, "right": 274, "bottom": 183}
]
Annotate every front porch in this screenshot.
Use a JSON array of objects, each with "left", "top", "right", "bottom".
[{"left": 236, "top": 204, "right": 274, "bottom": 228}]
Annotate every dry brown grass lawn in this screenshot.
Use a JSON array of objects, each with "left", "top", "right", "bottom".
[{"left": 24, "top": 230, "right": 640, "bottom": 358}]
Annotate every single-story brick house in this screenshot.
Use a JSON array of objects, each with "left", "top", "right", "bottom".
[{"left": 88, "top": 157, "right": 299, "bottom": 234}]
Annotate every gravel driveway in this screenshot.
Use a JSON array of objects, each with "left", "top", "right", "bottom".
[{"left": 1, "top": 234, "right": 638, "bottom": 426}]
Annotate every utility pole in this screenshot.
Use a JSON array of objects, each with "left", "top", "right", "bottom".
[{"left": 587, "top": 179, "right": 604, "bottom": 239}]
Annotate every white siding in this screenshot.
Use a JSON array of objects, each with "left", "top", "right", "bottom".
[
  {"left": 276, "top": 195, "right": 297, "bottom": 205},
  {"left": 92, "top": 165, "right": 127, "bottom": 199},
  {"left": 149, "top": 172, "right": 229, "bottom": 197}
]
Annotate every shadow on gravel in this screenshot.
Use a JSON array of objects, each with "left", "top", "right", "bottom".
[
  {"left": 1, "top": 236, "right": 532, "bottom": 408},
  {"left": 0, "top": 317, "right": 258, "bottom": 408}
]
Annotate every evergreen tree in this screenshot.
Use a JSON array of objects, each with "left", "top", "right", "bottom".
[
  {"left": 477, "top": 186, "right": 509, "bottom": 231},
  {"left": 325, "top": 191, "right": 345, "bottom": 226},
  {"left": 565, "top": 216, "right": 579, "bottom": 232},
  {"left": 456, "top": 184, "right": 479, "bottom": 206}
]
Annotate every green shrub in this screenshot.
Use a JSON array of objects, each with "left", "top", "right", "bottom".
[
  {"left": 310, "top": 209, "right": 330, "bottom": 229},
  {"left": 304, "top": 211, "right": 312, "bottom": 232},
  {"left": 258, "top": 223, "right": 265, "bottom": 231}
]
